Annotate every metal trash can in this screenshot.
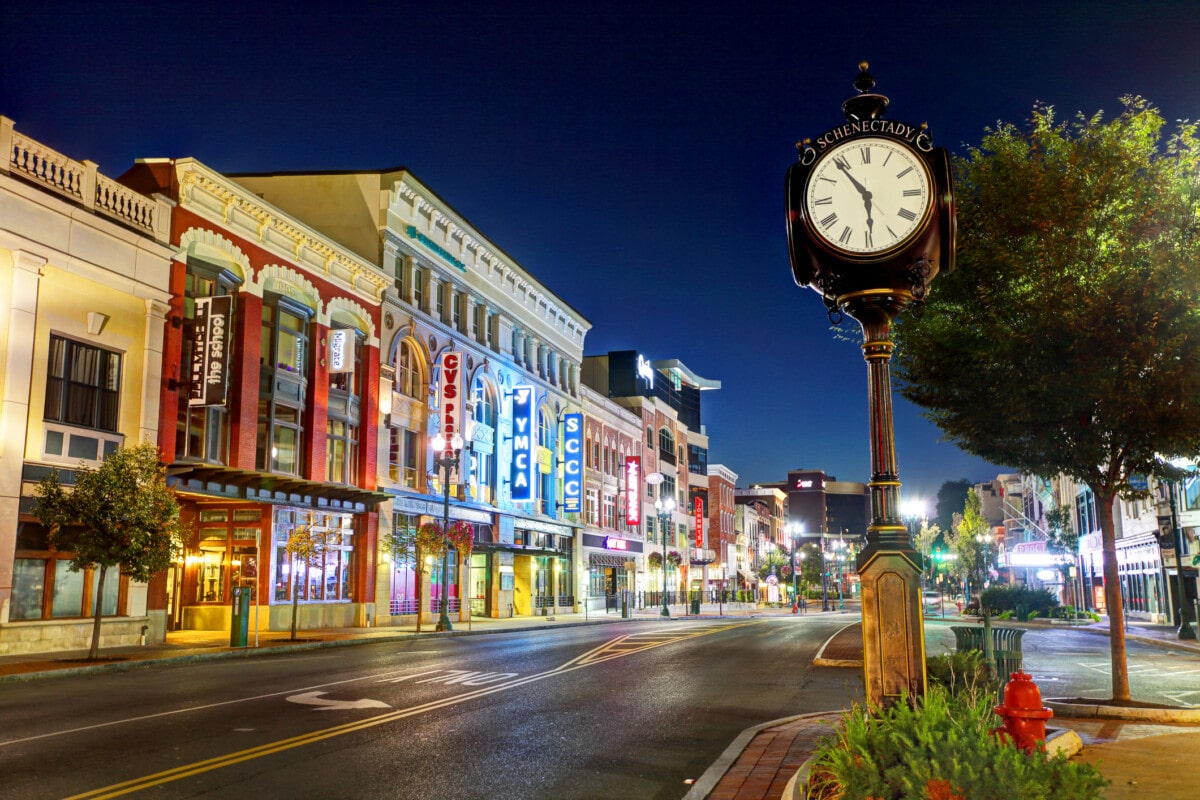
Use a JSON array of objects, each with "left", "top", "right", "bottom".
[
  {"left": 992, "top": 627, "right": 1026, "bottom": 683},
  {"left": 950, "top": 624, "right": 1025, "bottom": 681},
  {"left": 230, "top": 586, "right": 250, "bottom": 647},
  {"left": 950, "top": 625, "right": 986, "bottom": 653}
]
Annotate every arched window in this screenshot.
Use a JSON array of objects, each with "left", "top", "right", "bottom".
[
  {"left": 396, "top": 339, "right": 425, "bottom": 400},
  {"left": 658, "top": 427, "right": 674, "bottom": 456},
  {"left": 471, "top": 376, "right": 497, "bottom": 504},
  {"left": 538, "top": 408, "right": 555, "bottom": 515}
]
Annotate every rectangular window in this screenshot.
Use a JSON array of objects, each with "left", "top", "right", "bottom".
[
  {"left": 44, "top": 335, "right": 121, "bottom": 432},
  {"left": 413, "top": 268, "right": 426, "bottom": 311},
  {"left": 435, "top": 279, "right": 445, "bottom": 319},
  {"left": 452, "top": 292, "right": 462, "bottom": 330}
]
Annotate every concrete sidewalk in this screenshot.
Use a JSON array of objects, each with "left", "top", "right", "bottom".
[{"left": 4, "top": 608, "right": 1199, "bottom": 798}]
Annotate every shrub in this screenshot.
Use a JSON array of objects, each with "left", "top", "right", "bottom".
[
  {"left": 926, "top": 650, "right": 997, "bottom": 697},
  {"left": 979, "top": 585, "right": 1059, "bottom": 619},
  {"left": 804, "top": 686, "right": 1108, "bottom": 799}
]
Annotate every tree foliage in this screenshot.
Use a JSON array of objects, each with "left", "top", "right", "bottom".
[
  {"left": 935, "top": 480, "right": 972, "bottom": 535},
  {"left": 893, "top": 97, "right": 1200, "bottom": 700},
  {"left": 949, "top": 490, "right": 990, "bottom": 598},
  {"left": 33, "top": 441, "right": 181, "bottom": 659}
]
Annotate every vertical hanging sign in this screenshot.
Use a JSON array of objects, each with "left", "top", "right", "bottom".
[
  {"left": 510, "top": 385, "right": 535, "bottom": 502},
  {"left": 624, "top": 456, "right": 641, "bottom": 526},
  {"left": 694, "top": 496, "right": 704, "bottom": 550},
  {"left": 327, "top": 329, "right": 355, "bottom": 373},
  {"left": 439, "top": 351, "right": 463, "bottom": 481},
  {"left": 189, "top": 295, "right": 232, "bottom": 407},
  {"left": 562, "top": 413, "right": 582, "bottom": 513}
]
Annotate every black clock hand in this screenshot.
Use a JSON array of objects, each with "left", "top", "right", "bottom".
[
  {"left": 835, "top": 157, "right": 876, "bottom": 232},
  {"left": 834, "top": 157, "right": 871, "bottom": 201}
]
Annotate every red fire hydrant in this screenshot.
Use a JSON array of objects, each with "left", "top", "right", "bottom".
[{"left": 992, "top": 670, "right": 1054, "bottom": 754}]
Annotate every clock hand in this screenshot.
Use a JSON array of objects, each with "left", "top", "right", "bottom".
[{"left": 834, "top": 157, "right": 872, "bottom": 202}]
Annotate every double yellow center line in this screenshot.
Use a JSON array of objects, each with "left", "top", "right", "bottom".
[{"left": 68, "top": 621, "right": 758, "bottom": 799}]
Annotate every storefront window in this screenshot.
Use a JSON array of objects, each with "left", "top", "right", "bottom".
[
  {"left": 272, "top": 508, "right": 355, "bottom": 603},
  {"left": 12, "top": 522, "right": 122, "bottom": 621}
]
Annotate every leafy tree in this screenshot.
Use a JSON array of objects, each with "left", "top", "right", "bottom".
[
  {"left": 914, "top": 520, "right": 943, "bottom": 584},
  {"left": 285, "top": 513, "right": 325, "bottom": 641},
  {"left": 949, "top": 490, "right": 990, "bottom": 603},
  {"left": 1044, "top": 504, "right": 1082, "bottom": 607},
  {"left": 893, "top": 97, "right": 1200, "bottom": 701},
  {"left": 935, "top": 480, "right": 971, "bottom": 535},
  {"left": 32, "top": 442, "right": 181, "bottom": 660}
]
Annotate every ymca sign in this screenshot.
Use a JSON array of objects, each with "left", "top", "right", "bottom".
[{"left": 510, "top": 385, "right": 535, "bottom": 502}]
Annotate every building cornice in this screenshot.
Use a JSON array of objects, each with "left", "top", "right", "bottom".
[{"left": 175, "top": 160, "right": 390, "bottom": 304}]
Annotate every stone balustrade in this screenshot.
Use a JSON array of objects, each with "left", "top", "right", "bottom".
[{"left": 1, "top": 115, "right": 171, "bottom": 243}]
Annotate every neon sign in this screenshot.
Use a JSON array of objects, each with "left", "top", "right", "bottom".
[
  {"left": 624, "top": 456, "right": 641, "bottom": 525},
  {"left": 562, "top": 413, "right": 582, "bottom": 513},
  {"left": 636, "top": 354, "right": 654, "bottom": 389},
  {"left": 605, "top": 536, "right": 629, "bottom": 551},
  {"left": 510, "top": 385, "right": 535, "bottom": 502}
]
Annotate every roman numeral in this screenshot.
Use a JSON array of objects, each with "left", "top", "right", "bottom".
[
  {"left": 859, "top": 147, "right": 870, "bottom": 164},
  {"left": 813, "top": 197, "right": 833, "bottom": 205},
  {"left": 820, "top": 212, "right": 838, "bottom": 229},
  {"left": 887, "top": 225, "right": 899, "bottom": 240},
  {"left": 897, "top": 208, "right": 917, "bottom": 221},
  {"left": 895, "top": 166, "right": 914, "bottom": 179},
  {"left": 864, "top": 230, "right": 873, "bottom": 248},
  {"left": 882, "top": 151, "right": 893, "bottom": 167},
  {"left": 838, "top": 226, "right": 852, "bottom": 244},
  {"left": 902, "top": 189, "right": 922, "bottom": 197},
  {"left": 819, "top": 176, "right": 837, "bottom": 184}
]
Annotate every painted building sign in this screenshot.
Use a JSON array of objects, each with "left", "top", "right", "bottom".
[
  {"left": 189, "top": 295, "right": 231, "bottom": 407},
  {"left": 510, "top": 385, "right": 535, "bottom": 502},
  {"left": 562, "top": 412, "right": 582, "bottom": 513},
  {"left": 327, "top": 329, "right": 355, "bottom": 374},
  {"left": 624, "top": 456, "right": 641, "bottom": 526}
]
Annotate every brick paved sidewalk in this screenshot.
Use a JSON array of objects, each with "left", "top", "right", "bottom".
[{"left": 704, "top": 714, "right": 838, "bottom": 800}]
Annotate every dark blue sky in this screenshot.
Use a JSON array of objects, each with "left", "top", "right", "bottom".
[{"left": 3, "top": 1, "right": 1197, "bottom": 503}]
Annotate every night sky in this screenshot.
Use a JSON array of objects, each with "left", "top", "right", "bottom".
[{"left": 3, "top": 1, "right": 1197, "bottom": 504}]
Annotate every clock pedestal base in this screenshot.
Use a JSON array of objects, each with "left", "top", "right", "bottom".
[{"left": 858, "top": 547, "right": 927, "bottom": 706}]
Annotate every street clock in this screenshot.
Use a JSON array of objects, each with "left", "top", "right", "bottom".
[{"left": 786, "top": 63, "right": 955, "bottom": 319}]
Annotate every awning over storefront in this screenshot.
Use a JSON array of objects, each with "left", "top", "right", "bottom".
[
  {"left": 167, "top": 464, "right": 392, "bottom": 510},
  {"left": 589, "top": 552, "right": 633, "bottom": 568},
  {"left": 737, "top": 569, "right": 757, "bottom": 584}
]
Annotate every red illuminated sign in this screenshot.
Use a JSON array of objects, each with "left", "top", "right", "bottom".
[
  {"left": 624, "top": 457, "right": 641, "bottom": 526},
  {"left": 605, "top": 536, "right": 629, "bottom": 551},
  {"left": 694, "top": 496, "right": 704, "bottom": 550}
]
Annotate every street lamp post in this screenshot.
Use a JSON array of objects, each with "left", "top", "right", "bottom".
[
  {"left": 1164, "top": 460, "right": 1197, "bottom": 640},
  {"left": 431, "top": 432, "right": 465, "bottom": 632},
  {"left": 655, "top": 497, "right": 675, "bottom": 616},
  {"left": 646, "top": 471, "right": 674, "bottom": 618},
  {"left": 786, "top": 523, "right": 804, "bottom": 611}
]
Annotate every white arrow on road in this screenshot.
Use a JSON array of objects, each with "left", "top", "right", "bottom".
[{"left": 286, "top": 691, "right": 391, "bottom": 711}]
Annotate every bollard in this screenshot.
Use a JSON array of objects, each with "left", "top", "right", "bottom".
[{"left": 992, "top": 670, "right": 1053, "bottom": 753}]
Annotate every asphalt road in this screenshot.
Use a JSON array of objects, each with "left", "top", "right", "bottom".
[
  {"left": 0, "top": 616, "right": 864, "bottom": 800},
  {"left": 8, "top": 618, "right": 1198, "bottom": 800}
]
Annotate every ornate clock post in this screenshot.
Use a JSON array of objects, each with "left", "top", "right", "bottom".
[{"left": 785, "top": 63, "right": 956, "bottom": 706}]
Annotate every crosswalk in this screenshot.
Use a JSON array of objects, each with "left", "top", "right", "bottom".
[{"left": 561, "top": 622, "right": 756, "bottom": 669}]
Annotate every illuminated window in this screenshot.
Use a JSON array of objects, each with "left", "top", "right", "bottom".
[{"left": 45, "top": 335, "right": 120, "bottom": 433}]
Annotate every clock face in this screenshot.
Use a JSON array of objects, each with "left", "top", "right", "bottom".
[{"left": 803, "top": 137, "right": 933, "bottom": 257}]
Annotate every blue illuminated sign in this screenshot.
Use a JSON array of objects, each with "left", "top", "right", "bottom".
[
  {"left": 562, "top": 413, "right": 582, "bottom": 513},
  {"left": 510, "top": 385, "right": 536, "bottom": 502}
]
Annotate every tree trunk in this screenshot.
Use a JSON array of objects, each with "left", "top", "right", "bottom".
[
  {"left": 1097, "top": 490, "right": 1131, "bottom": 702},
  {"left": 415, "top": 546, "right": 423, "bottom": 634},
  {"left": 290, "top": 569, "right": 300, "bottom": 642},
  {"left": 88, "top": 565, "right": 106, "bottom": 661}
]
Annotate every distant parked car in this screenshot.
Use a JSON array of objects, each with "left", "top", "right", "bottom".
[{"left": 922, "top": 590, "right": 943, "bottom": 614}]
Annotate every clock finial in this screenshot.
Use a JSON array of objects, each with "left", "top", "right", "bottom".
[{"left": 842, "top": 61, "right": 889, "bottom": 121}]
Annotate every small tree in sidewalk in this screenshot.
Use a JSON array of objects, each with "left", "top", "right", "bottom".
[
  {"left": 33, "top": 441, "right": 182, "bottom": 661},
  {"left": 285, "top": 513, "right": 325, "bottom": 641}
]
